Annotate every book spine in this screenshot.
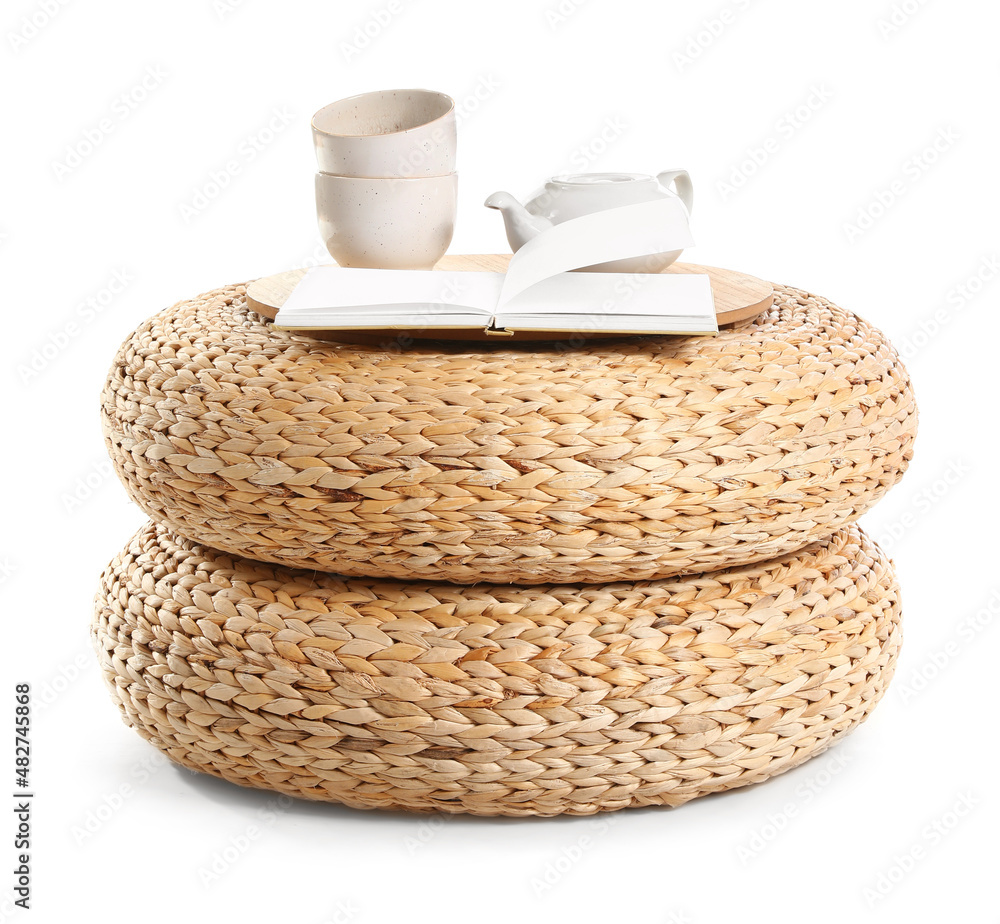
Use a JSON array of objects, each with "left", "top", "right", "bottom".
[{"left": 484, "top": 317, "right": 514, "bottom": 337}]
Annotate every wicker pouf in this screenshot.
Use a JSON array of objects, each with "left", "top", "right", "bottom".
[
  {"left": 93, "top": 521, "right": 900, "bottom": 817},
  {"left": 102, "top": 281, "right": 916, "bottom": 585}
]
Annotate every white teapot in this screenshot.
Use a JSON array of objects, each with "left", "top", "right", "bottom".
[{"left": 485, "top": 170, "right": 694, "bottom": 273}]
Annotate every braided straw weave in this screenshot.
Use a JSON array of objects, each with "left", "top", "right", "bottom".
[
  {"left": 93, "top": 521, "right": 900, "bottom": 816},
  {"left": 101, "top": 282, "right": 916, "bottom": 585}
]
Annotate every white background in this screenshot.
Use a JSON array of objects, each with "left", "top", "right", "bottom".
[{"left": 2, "top": 0, "right": 997, "bottom": 921}]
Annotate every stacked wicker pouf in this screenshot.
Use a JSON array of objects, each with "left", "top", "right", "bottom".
[{"left": 93, "top": 278, "right": 917, "bottom": 816}]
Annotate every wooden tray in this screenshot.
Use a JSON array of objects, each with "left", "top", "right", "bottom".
[{"left": 246, "top": 255, "right": 773, "bottom": 342}]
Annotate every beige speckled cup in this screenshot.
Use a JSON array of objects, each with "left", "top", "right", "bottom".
[
  {"left": 311, "top": 89, "right": 456, "bottom": 178},
  {"left": 315, "top": 172, "right": 457, "bottom": 269}
]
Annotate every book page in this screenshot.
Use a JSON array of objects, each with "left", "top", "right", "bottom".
[
  {"left": 494, "top": 272, "right": 716, "bottom": 334},
  {"left": 275, "top": 267, "right": 504, "bottom": 328},
  {"left": 497, "top": 197, "right": 696, "bottom": 308}
]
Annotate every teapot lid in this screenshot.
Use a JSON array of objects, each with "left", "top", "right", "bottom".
[{"left": 548, "top": 172, "right": 655, "bottom": 187}]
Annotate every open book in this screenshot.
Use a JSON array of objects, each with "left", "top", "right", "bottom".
[{"left": 274, "top": 198, "right": 718, "bottom": 336}]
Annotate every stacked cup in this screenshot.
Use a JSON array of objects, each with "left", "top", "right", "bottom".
[{"left": 311, "top": 89, "right": 457, "bottom": 269}]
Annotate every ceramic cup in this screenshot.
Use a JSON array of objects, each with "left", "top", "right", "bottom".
[
  {"left": 315, "top": 172, "right": 457, "bottom": 269},
  {"left": 312, "top": 89, "right": 456, "bottom": 178}
]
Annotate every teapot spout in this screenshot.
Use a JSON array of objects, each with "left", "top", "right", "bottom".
[{"left": 484, "top": 191, "right": 553, "bottom": 251}]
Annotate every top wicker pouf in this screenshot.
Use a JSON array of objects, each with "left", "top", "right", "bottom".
[{"left": 102, "top": 280, "right": 917, "bottom": 585}]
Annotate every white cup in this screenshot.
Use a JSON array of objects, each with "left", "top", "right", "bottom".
[
  {"left": 315, "top": 172, "right": 457, "bottom": 269},
  {"left": 312, "top": 89, "right": 456, "bottom": 178}
]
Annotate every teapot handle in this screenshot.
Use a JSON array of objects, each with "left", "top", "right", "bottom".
[{"left": 656, "top": 170, "right": 694, "bottom": 215}]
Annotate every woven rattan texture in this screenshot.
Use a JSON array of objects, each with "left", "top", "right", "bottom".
[
  {"left": 93, "top": 521, "right": 900, "bottom": 816},
  {"left": 101, "top": 282, "right": 916, "bottom": 584}
]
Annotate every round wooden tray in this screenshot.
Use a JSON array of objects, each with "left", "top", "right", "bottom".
[{"left": 246, "top": 256, "right": 773, "bottom": 342}]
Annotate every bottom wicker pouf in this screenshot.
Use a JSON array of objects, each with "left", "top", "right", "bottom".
[{"left": 92, "top": 522, "right": 901, "bottom": 817}]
